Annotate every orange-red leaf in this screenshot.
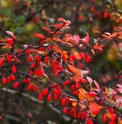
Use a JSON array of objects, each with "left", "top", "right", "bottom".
[
  {"left": 81, "top": 32, "right": 89, "bottom": 45},
  {"left": 33, "top": 33, "right": 45, "bottom": 39}
]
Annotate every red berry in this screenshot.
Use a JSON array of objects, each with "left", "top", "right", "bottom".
[
  {"left": 80, "top": 78, "right": 87, "bottom": 84},
  {"left": 64, "top": 80, "right": 70, "bottom": 85},
  {"left": 7, "top": 76, "right": 11, "bottom": 83},
  {"left": 33, "top": 84, "right": 38, "bottom": 92},
  {"left": 30, "top": 63, "right": 36, "bottom": 68},
  {"left": 12, "top": 65, "right": 16, "bottom": 73},
  {"left": 81, "top": 111, "right": 87, "bottom": 118},
  {"left": 88, "top": 92, "right": 97, "bottom": 97},
  {"left": 10, "top": 74, "right": 16, "bottom": 81},
  {"left": 53, "top": 94, "right": 58, "bottom": 100},
  {"left": 77, "top": 112, "right": 81, "bottom": 118},
  {"left": 86, "top": 118, "right": 93, "bottom": 124},
  {"left": 63, "top": 107, "right": 68, "bottom": 114},
  {"left": 69, "top": 55, "right": 76, "bottom": 61},
  {"left": 7, "top": 54, "right": 12, "bottom": 62},
  {"left": 73, "top": 90, "right": 79, "bottom": 95},
  {"left": 27, "top": 84, "right": 33, "bottom": 90},
  {"left": 26, "top": 78, "right": 31, "bottom": 84},
  {"left": 33, "top": 16, "right": 38, "bottom": 23},
  {"left": 85, "top": 53, "right": 91, "bottom": 63},
  {"left": 44, "top": 56, "right": 49, "bottom": 63},
  {"left": 26, "top": 55, "right": 32, "bottom": 62},
  {"left": 57, "top": 89, "right": 62, "bottom": 95},
  {"left": 22, "top": 79, "right": 27, "bottom": 84},
  {"left": 51, "top": 83, "right": 57, "bottom": 88},
  {"left": 38, "top": 47, "right": 44, "bottom": 51},
  {"left": 108, "top": 107, "right": 114, "bottom": 114},
  {"left": 35, "top": 55, "right": 40, "bottom": 61},
  {"left": 102, "top": 114, "right": 107, "bottom": 122},
  {"left": 93, "top": 109, "right": 100, "bottom": 115},
  {"left": 38, "top": 70, "right": 44, "bottom": 76},
  {"left": 0, "top": 60, "right": 4, "bottom": 66},
  {"left": 38, "top": 93, "right": 43, "bottom": 100},
  {"left": 79, "top": 52, "right": 84, "bottom": 59},
  {"left": 68, "top": 108, "right": 75, "bottom": 115},
  {"left": 42, "top": 88, "right": 48, "bottom": 96},
  {"left": 61, "top": 99, "right": 66, "bottom": 106},
  {"left": 13, "top": 82, "right": 19, "bottom": 88},
  {"left": 75, "top": 82, "right": 80, "bottom": 89},
  {"left": 47, "top": 94, "right": 52, "bottom": 101},
  {"left": 110, "top": 114, "right": 116, "bottom": 122},
  {"left": 2, "top": 77, "right": 7, "bottom": 84},
  {"left": 71, "top": 85, "right": 75, "bottom": 91}
]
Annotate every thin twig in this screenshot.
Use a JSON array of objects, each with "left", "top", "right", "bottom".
[{"left": 19, "top": 99, "right": 31, "bottom": 124}]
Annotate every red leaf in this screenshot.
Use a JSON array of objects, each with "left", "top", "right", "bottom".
[
  {"left": 42, "top": 27, "right": 51, "bottom": 32},
  {"left": 33, "top": 33, "right": 45, "bottom": 39},
  {"left": 6, "top": 31, "right": 16, "bottom": 40},
  {"left": 87, "top": 76, "right": 92, "bottom": 86},
  {"left": 81, "top": 32, "right": 89, "bottom": 45},
  {"left": 93, "top": 80, "right": 101, "bottom": 93},
  {"left": 50, "top": 23, "right": 64, "bottom": 29},
  {"left": 57, "top": 18, "right": 65, "bottom": 22},
  {"left": 73, "top": 35, "right": 80, "bottom": 44}
]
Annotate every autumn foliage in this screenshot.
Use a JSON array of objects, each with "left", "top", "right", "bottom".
[{"left": 0, "top": 0, "right": 122, "bottom": 124}]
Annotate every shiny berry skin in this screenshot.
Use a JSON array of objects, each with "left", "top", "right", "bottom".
[
  {"left": 85, "top": 53, "right": 91, "bottom": 63},
  {"left": 88, "top": 92, "right": 97, "bottom": 97},
  {"left": 10, "top": 74, "right": 16, "bottom": 81},
  {"left": 13, "top": 82, "right": 19, "bottom": 88},
  {"left": 47, "top": 94, "right": 52, "bottom": 101},
  {"left": 102, "top": 114, "right": 107, "bottom": 122},
  {"left": 26, "top": 78, "right": 31, "bottom": 84},
  {"left": 71, "top": 85, "right": 75, "bottom": 91},
  {"left": 86, "top": 118, "right": 93, "bottom": 124},
  {"left": 53, "top": 94, "right": 58, "bottom": 100},
  {"left": 73, "top": 90, "right": 79, "bottom": 95},
  {"left": 33, "top": 85, "right": 38, "bottom": 92},
  {"left": 38, "top": 93, "right": 43, "bottom": 100},
  {"left": 108, "top": 107, "right": 114, "bottom": 114},
  {"left": 26, "top": 55, "right": 32, "bottom": 62},
  {"left": 2, "top": 77, "right": 7, "bottom": 84},
  {"left": 63, "top": 107, "right": 68, "bottom": 114},
  {"left": 44, "top": 56, "right": 49, "bottom": 63},
  {"left": 61, "top": 99, "right": 66, "bottom": 106},
  {"left": 42, "top": 88, "right": 48, "bottom": 96},
  {"left": 7, "top": 76, "right": 11, "bottom": 83},
  {"left": 63, "top": 80, "right": 70, "bottom": 85},
  {"left": 7, "top": 54, "right": 12, "bottom": 62},
  {"left": 12, "top": 65, "right": 16, "bottom": 73},
  {"left": 27, "top": 84, "right": 33, "bottom": 90},
  {"left": 35, "top": 55, "right": 40, "bottom": 61}
]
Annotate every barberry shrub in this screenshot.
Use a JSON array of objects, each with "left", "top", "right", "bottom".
[{"left": 0, "top": 17, "right": 122, "bottom": 124}]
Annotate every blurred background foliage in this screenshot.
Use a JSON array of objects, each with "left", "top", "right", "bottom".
[{"left": 0, "top": 0, "right": 122, "bottom": 124}]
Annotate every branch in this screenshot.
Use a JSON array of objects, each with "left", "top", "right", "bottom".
[
  {"left": 19, "top": 99, "right": 31, "bottom": 124},
  {"left": 1, "top": 87, "right": 71, "bottom": 122}
]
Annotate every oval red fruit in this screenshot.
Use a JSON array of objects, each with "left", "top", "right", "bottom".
[
  {"left": 12, "top": 65, "right": 16, "bottom": 73},
  {"left": 47, "top": 94, "right": 52, "bottom": 101},
  {"left": 27, "top": 84, "right": 33, "bottom": 90},
  {"left": 38, "top": 93, "right": 43, "bottom": 100},
  {"left": 13, "top": 82, "right": 19, "bottom": 88}
]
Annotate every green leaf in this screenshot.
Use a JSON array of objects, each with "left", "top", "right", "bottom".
[{"left": 19, "top": 16, "right": 25, "bottom": 25}]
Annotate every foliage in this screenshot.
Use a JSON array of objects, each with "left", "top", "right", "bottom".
[{"left": 0, "top": 0, "right": 122, "bottom": 124}]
